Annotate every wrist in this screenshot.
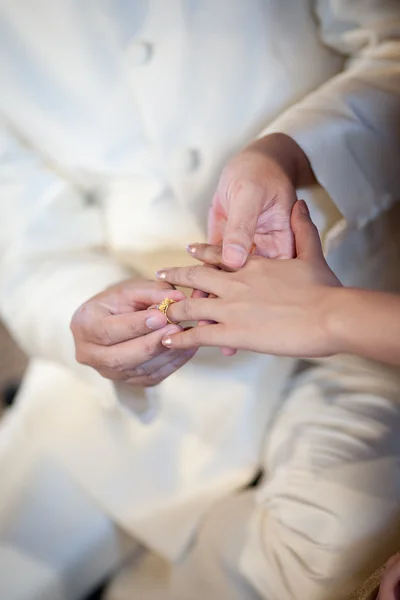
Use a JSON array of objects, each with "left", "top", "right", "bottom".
[
  {"left": 322, "top": 286, "right": 358, "bottom": 356},
  {"left": 248, "top": 133, "right": 315, "bottom": 188}
]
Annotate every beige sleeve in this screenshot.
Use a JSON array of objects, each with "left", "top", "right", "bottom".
[{"left": 263, "top": 0, "right": 400, "bottom": 227}]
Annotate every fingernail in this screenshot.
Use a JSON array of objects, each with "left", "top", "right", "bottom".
[
  {"left": 156, "top": 270, "right": 166, "bottom": 279},
  {"left": 146, "top": 315, "right": 166, "bottom": 330},
  {"left": 165, "top": 325, "right": 180, "bottom": 335},
  {"left": 162, "top": 326, "right": 180, "bottom": 347},
  {"left": 224, "top": 244, "right": 246, "bottom": 267},
  {"left": 186, "top": 243, "right": 197, "bottom": 254},
  {"left": 298, "top": 200, "right": 310, "bottom": 217}
]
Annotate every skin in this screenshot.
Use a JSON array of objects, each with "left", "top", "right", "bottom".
[
  {"left": 378, "top": 555, "right": 400, "bottom": 600},
  {"left": 158, "top": 200, "right": 341, "bottom": 356},
  {"left": 157, "top": 201, "right": 400, "bottom": 367},
  {"left": 209, "top": 132, "right": 315, "bottom": 267},
  {"left": 70, "top": 132, "right": 314, "bottom": 381},
  {"left": 70, "top": 279, "right": 196, "bottom": 387}
]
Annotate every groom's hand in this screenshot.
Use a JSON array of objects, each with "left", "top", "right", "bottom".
[
  {"left": 208, "top": 133, "right": 315, "bottom": 268},
  {"left": 71, "top": 279, "right": 196, "bottom": 387}
]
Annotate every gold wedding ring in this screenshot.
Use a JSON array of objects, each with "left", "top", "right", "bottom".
[{"left": 157, "top": 298, "right": 176, "bottom": 324}]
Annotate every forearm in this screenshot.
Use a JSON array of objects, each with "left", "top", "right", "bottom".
[{"left": 326, "top": 288, "right": 400, "bottom": 366}]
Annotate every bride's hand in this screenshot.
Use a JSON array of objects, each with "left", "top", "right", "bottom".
[{"left": 156, "top": 201, "right": 342, "bottom": 357}]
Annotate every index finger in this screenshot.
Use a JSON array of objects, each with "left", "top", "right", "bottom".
[
  {"left": 156, "top": 265, "right": 229, "bottom": 296},
  {"left": 186, "top": 244, "right": 236, "bottom": 271},
  {"left": 73, "top": 288, "right": 185, "bottom": 345},
  {"left": 84, "top": 309, "right": 170, "bottom": 346}
]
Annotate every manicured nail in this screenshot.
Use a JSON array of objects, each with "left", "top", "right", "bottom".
[
  {"left": 162, "top": 326, "right": 180, "bottom": 347},
  {"left": 223, "top": 244, "right": 246, "bottom": 267},
  {"left": 146, "top": 315, "right": 166, "bottom": 330},
  {"left": 186, "top": 243, "right": 197, "bottom": 254},
  {"left": 298, "top": 200, "right": 310, "bottom": 217},
  {"left": 156, "top": 270, "right": 166, "bottom": 279}
]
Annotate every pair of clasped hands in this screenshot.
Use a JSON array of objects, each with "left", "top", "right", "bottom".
[{"left": 71, "top": 134, "right": 341, "bottom": 387}]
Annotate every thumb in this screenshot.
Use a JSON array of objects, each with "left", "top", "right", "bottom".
[
  {"left": 291, "top": 200, "right": 324, "bottom": 260},
  {"left": 222, "top": 180, "right": 263, "bottom": 268}
]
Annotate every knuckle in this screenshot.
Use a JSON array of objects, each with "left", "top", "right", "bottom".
[
  {"left": 190, "top": 327, "right": 203, "bottom": 347},
  {"left": 186, "top": 265, "right": 202, "bottom": 284},
  {"left": 183, "top": 298, "right": 196, "bottom": 321},
  {"left": 142, "top": 338, "right": 159, "bottom": 360},
  {"left": 102, "top": 352, "right": 125, "bottom": 373},
  {"left": 131, "top": 364, "right": 148, "bottom": 379},
  {"left": 96, "top": 321, "right": 113, "bottom": 346},
  {"left": 176, "top": 299, "right": 194, "bottom": 321},
  {"left": 235, "top": 218, "right": 254, "bottom": 240},
  {"left": 127, "top": 319, "right": 142, "bottom": 339}
]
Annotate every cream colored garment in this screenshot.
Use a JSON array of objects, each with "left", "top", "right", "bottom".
[
  {"left": 106, "top": 351, "right": 400, "bottom": 600},
  {"left": 105, "top": 202, "right": 400, "bottom": 600},
  {"left": 0, "top": 1, "right": 400, "bottom": 598}
]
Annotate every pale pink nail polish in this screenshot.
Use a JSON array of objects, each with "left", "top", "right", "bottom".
[{"left": 186, "top": 244, "right": 197, "bottom": 254}]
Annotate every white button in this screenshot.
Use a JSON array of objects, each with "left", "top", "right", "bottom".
[
  {"left": 84, "top": 191, "right": 101, "bottom": 207},
  {"left": 170, "top": 148, "right": 201, "bottom": 173},
  {"left": 127, "top": 40, "right": 153, "bottom": 66}
]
